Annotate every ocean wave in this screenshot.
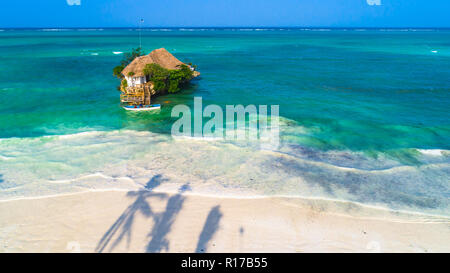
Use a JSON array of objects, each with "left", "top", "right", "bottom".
[
  {"left": 273, "top": 148, "right": 447, "bottom": 173},
  {"left": 40, "top": 29, "right": 71, "bottom": 32},
  {"left": 76, "top": 28, "right": 104, "bottom": 31},
  {"left": 0, "top": 129, "right": 448, "bottom": 216}
]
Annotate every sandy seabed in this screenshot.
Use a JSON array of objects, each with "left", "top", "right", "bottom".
[{"left": 0, "top": 190, "right": 449, "bottom": 253}]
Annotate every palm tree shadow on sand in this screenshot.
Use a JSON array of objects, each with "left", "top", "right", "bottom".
[
  {"left": 145, "top": 181, "right": 194, "bottom": 252},
  {"left": 195, "top": 205, "right": 223, "bottom": 253},
  {"left": 95, "top": 174, "right": 169, "bottom": 253},
  {"left": 96, "top": 174, "right": 193, "bottom": 253},
  {"left": 96, "top": 174, "right": 224, "bottom": 253},
  {"left": 145, "top": 193, "right": 185, "bottom": 252}
]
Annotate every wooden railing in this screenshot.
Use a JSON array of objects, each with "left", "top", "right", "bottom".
[{"left": 120, "top": 94, "right": 145, "bottom": 103}]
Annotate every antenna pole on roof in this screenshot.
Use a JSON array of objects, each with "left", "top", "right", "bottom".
[{"left": 139, "top": 18, "right": 144, "bottom": 49}]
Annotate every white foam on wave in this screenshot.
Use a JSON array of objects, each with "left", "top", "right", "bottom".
[
  {"left": 57, "top": 130, "right": 104, "bottom": 140},
  {"left": 0, "top": 155, "right": 12, "bottom": 160},
  {"left": 48, "top": 172, "right": 135, "bottom": 184},
  {"left": 76, "top": 29, "right": 104, "bottom": 31},
  {"left": 113, "top": 51, "right": 123, "bottom": 55},
  {"left": 418, "top": 149, "right": 447, "bottom": 156}
]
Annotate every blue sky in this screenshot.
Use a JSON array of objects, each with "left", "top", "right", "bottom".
[{"left": 0, "top": 0, "right": 449, "bottom": 28}]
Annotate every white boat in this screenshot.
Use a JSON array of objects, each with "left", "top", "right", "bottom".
[{"left": 123, "top": 104, "right": 161, "bottom": 111}]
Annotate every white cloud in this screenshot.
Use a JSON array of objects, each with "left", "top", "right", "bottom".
[
  {"left": 366, "top": 0, "right": 381, "bottom": 5},
  {"left": 67, "top": 0, "right": 81, "bottom": 6}
]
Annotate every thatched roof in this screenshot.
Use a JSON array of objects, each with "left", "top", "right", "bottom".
[{"left": 122, "top": 48, "right": 185, "bottom": 77}]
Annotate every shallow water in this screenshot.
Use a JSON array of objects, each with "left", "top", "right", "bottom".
[{"left": 0, "top": 28, "right": 449, "bottom": 216}]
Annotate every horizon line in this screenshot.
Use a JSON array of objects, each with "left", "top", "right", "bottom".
[{"left": 1, "top": 26, "right": 450, "bottom": 29}]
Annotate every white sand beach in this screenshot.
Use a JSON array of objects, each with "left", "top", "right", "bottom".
[{"left": 0, "top": 190, "right": 448, "bottom": 253}]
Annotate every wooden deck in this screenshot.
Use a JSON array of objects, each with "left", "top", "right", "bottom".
[{"left": 120, "top": 83, "right": 154, "bottom": 105}]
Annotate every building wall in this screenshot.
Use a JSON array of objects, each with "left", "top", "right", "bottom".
[{"left": 125, "top": 76, "right": 147, "bottom": 87}]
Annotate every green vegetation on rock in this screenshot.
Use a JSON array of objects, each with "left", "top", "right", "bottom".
[
  {"left": 143, "top": 63, "right": 193, "bottom": 93},
  {"left": 113, "top": 65, "right": 125, "bottom": 79}
]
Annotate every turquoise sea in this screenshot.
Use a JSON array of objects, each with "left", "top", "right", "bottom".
[{"left": 0, "top": 28, "right": 449, "bottom": 216}]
